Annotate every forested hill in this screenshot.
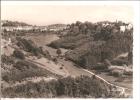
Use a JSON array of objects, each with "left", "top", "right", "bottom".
[
  {"left": 49, "top": 21, "right": 133, "bottom": 69},
  {"left": 2, "top": 20, "right": 32, "bottom": 27}
]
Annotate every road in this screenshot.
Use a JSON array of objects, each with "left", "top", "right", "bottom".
[{"left": 82, "top": 69, "right": 132, "bottom": 97}]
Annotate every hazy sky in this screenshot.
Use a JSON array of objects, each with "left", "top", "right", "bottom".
[{"left": 1, "top": 5, "right": 133, "bottom": 26}]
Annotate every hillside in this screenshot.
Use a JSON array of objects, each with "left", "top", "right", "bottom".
[
  {"left": 1, "top": 20, "right": 133, "bottom": 98},
  {"left": 49, "top": 21, "right": 133, "bottom": 69}
]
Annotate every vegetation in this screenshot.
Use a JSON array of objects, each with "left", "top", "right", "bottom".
[
  {"left": 49, "top": 21, "right": 133, "bottom": 69},
  {"left": 49, "top": 34, "right": 94, "bottom": 49},
  {"left": 111, "top": 59, "right": 128, "bottom": 66},
  {"left": 2, "top": 75, "right": 112, "bottom": 98},
  {"left": 16, "top": 37, "right": 51, "bottom": 59},
  {"left": 2, "top": 60, "right": 60, "bottom": 82}
]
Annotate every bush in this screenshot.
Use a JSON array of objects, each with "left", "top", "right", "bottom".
[
  {"left": 1, "top": 55, "right": 15, "bottom": 65},
  {"left": 110, "top": 70, "right": 123, "bottom": 77},
  {"left": 111, "top": 59, "right": 128, "bottom": 66},
  {"left": 2, "top": 75, "right": 112, "bottom": 98}
]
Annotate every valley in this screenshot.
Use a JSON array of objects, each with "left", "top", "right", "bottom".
[{"left": 1, "top": 20, "right": 133, "bottom": 98}]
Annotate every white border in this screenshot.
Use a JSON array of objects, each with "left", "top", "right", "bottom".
[
  {"left": 1, "top": 1, "right": 137, "bottom": 5},
  {"left": 133, "top": 1, "right": 140, "bottom": 100},
  {"left": 1, "top": 1, "right": 140, "bottom": 100}
]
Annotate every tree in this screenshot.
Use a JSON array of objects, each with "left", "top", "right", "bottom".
[
  {"left": 56, "top": 48, "right": 62, "bottom": 57},
  {"left": 13, "top": 49, "right": 25, "bottom": 59},
  {"left": 128, "top": 51, "right": 132, "bottom": 65},
  {"left": 104, "top": 59, "right": 111, "bottom": 68},
  {"left": 53, "top": 58, "right": 58, "bottom": 64}
]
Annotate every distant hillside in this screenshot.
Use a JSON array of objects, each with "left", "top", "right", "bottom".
[
  {"left": 2, "top": 20, "right": 32, "bottom": 27},
  {"left": 47, "top": 24, "right": 67, "bottom": 28}
]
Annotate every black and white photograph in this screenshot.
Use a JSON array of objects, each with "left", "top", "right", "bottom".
[{"left": 1, "top": 1, "right": 140, "bottom": 99}]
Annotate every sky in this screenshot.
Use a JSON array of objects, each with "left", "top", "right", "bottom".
[{"left": 1, "top": 4, "right": 133, "bottom": 26}]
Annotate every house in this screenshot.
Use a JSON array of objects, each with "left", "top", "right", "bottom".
[
  {"left": 120, "top": 23, "right": 133, "bottom": 32},
  {"left": 1, "top": 26, "right": 34, "bottom": 32}
]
